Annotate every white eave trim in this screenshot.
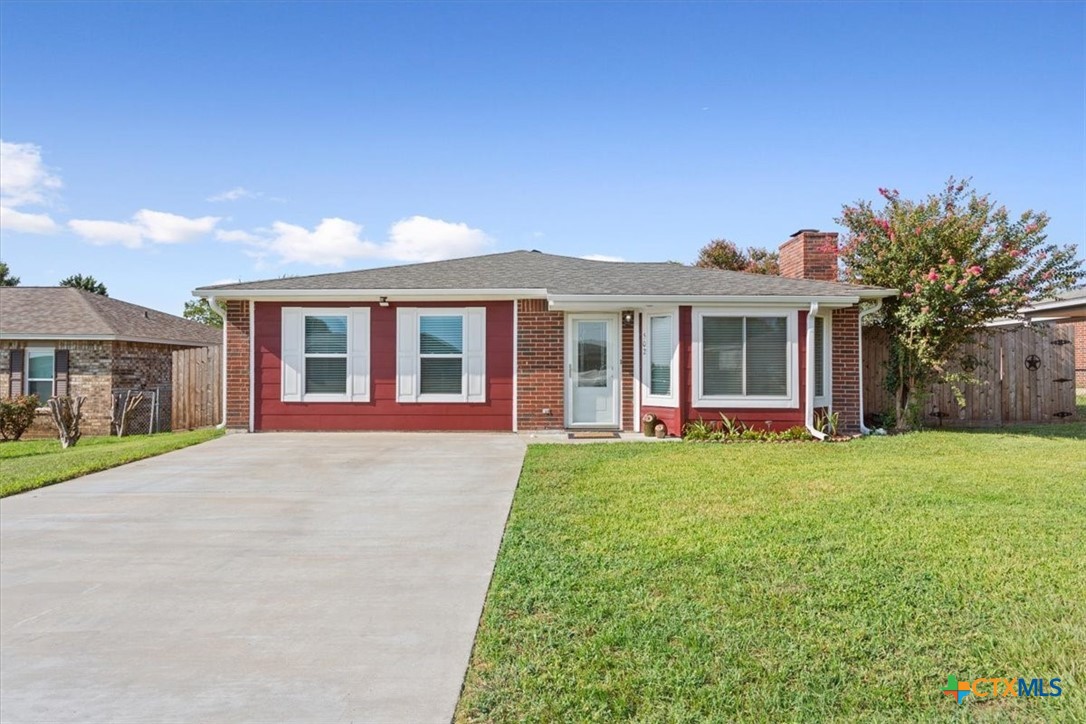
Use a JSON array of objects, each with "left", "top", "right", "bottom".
[
  {"left": 0, "top": 332, "right": 221, "bottom": 347},
  {"left": 547, "top": 294, "right": 866, "bottom": 310},
  {"left": 192, "top": 288, "right": 549, "bottom": 301}
]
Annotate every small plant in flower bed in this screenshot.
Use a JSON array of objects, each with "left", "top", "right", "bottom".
[{"left": 682, "top": 415, "right": 814, "bottom": 443}]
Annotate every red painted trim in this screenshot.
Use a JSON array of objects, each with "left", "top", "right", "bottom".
[{"left": 253, "top": 300, "right": 513, "bottom": 431}]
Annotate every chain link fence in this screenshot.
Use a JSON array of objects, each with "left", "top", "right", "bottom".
[{"left": 110, "top": 387, "right": 172, "bottom": 435}]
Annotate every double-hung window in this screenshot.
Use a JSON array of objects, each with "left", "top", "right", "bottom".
[
  {"left": 281, "top": 308, "right": 370, "bottom": 402},
  {"left": 693, "top": 309, "right": 797, "bottom": 408},
  {"left": 642, "top": 311, "right": 678, "bottom": 406},
  {"left": 397, "top": 307, "right": 486, "bottom": 403},
  {"left": 25, "top": 347, "right": 55, "bottom": 401}
]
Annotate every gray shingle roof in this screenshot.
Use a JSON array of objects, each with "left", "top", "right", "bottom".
[
  {"left": 0, "top": 287, "right": 222, "bottom": 346},
  {"left": 195, "top": 250, "right": 893, "bottom": 298}
]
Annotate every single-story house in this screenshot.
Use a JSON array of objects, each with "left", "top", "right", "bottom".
[
  {"left": 0, "top": 287, "right": 222, "bottom": 437},
  {"left": 194, "top": 230, "right": 896, "bottom": 436}
]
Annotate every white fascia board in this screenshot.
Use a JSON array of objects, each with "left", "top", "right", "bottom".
[
  {"left": 0, "top": 332, "right": 219, "bottom": 347},
  {"left": 193, "top": 288, "right": 548, "bottom": 301},
  {"left": 546, "top": 294, "right": 862, "bottom": 311}
]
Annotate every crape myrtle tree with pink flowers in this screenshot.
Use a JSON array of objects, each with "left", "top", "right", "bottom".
[{"left": 835, "top": 178, "right": 1083, "bottom": 430}]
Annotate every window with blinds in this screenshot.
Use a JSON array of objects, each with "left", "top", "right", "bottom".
[
  {"left": 396, "top": 307, "right": 486, "bottom": 403},
  {"left": 304, "top": 315, "right": 348, "bottom": 394},
  {"left": 648, "top": 315, "right": 672, "bottom": 397},
  {"left": 701, "top": 315, "right": 788, "bottom": 399},
  {"left": 419, "top": 315, "right": 464, "bottom": 395},
  {"left": 814, "top": 316, "right": 825, "bottom": 399}
]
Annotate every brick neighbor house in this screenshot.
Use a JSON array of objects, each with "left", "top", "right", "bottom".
[
  {"left": 194, "top": 230, "right": 897, "bottom": 436},
  {"left": 0, "top": 287, "right": 222, "bottom": 437}
]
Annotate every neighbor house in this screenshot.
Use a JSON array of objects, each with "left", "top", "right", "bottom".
[
  {"left": 0, "top": 287, "right": 222, "bottom": 437},
  {"left": 194, "top": 230, "right": 896, "bottom": 436}
]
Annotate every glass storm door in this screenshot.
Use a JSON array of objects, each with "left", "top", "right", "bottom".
[{"left": 568, "top": 316, "right": 618, "bottom": 427}]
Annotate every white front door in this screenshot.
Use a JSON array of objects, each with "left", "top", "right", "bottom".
[{"left": 567, "top": 315, "right": 619, "bottom": 427}]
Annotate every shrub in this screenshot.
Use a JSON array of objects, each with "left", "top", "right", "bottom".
[
  {"left": 0, "top": 394, "right": 41, "bottom": 441},
  {"left": 683, "top": 418, "right": 718, "bottom": 441},
  {"left": 781, "top": 425, "right": 813, "bottom": 441}
]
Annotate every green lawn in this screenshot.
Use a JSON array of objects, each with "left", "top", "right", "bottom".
[
  {"left": 0, "top": 428, "right": 224, "bottom": 497},
  {"left": 458, "top": 423, "right": 1086, "bottom": 722}
]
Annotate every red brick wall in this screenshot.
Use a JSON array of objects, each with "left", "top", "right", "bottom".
[
  {"left": 225, "top": 300, "right": 251, "bottom": 430},
  {"left": 517, "top": 299, "right": 564, "bottom": 430},
  {"left": 779, "top": 230, "right": 839, "bottom": 282},
  {"left": 831, "top": 306, "right": 861, "bottom": 433}
]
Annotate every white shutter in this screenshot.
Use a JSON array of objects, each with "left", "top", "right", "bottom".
[
  {"left": 464, "top": 307, "right": 487, "bottom": 403},
  {"left": 396, "top": 308, "right": 418, "bottom": 402},
  {"left": 350, "top": 308, "right": 371, "bottom": 402},
  {"left": 281, "top": 308, "right": 303, "bottom": 402}
]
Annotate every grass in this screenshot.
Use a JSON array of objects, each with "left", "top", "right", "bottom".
[
  {"left": 0, "top": 428, "right": 224, "bottom": 497},
  {"left": 458, "top": 422, "right": 1086, "bottom": 722}
]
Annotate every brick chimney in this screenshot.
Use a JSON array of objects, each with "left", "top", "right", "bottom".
[{"left": 778, "top": 229, "right": 839, "bottom": 281}]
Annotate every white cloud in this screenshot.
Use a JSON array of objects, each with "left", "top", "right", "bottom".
[
  {"left": 219, "top": 215, "right": 493, "bottom": 267},
  {"left": 0, "top": 206, "right": 59, "bottom": 234},
  {"left": 216, "top": 229, "right": 264, "bottom": 244},
  {"left": 266, "top": 217, "right": 375, "bottom": 266},
  {"left": 68, "top": 209, "right": 221, "bottom": 248},
  {"left": 0, "top": 140, "right": 62, "bottom": 234},
  {"left": 207, "top": 186, "right": 262, "bottom": 202},
  {"left": 581, "top": 253, "right": 625, "bottom": 262},
  {"left": 384, "top": 215, "right": 492, "bottom": 262},
  {"left": 68, "top": 218, "right": 145, "bottom": 248}
]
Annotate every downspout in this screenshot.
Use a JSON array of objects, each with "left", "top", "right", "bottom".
[
  {"left": 805, "top": 302, "right": 827, "bottom": 440},
  {"left": 857, "top": 298, "right": 883, "bottom": 435},
  {"left": 207, "top": 296, "right": 228, "bottom": 430}
]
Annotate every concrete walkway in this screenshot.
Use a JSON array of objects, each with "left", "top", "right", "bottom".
[{"left": 0, "top": 432, "right": 526, "bottom": 724}]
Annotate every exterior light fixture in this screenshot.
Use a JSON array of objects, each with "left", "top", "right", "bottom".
[{"left": 379, "top": 296, "right": 389, "bottom": 307}]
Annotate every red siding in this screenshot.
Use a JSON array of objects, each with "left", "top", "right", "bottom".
[
  {"left": 640, "top": 405, "right": 681, "bottom": 437},
  {"left": 254, "top": 300, "right": 513, "bottom": 431},
  {"left": 678, "top": 306, "right": 808, "bottom": 433}
]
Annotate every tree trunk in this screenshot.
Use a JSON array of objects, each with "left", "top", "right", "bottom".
[{"left": 47, "top": 396, "right": 85, "bottom": 448}]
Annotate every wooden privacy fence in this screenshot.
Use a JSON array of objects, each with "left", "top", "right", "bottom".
[
  {"left": 863, "top": 324, "right": 1078, "bottom": 427},
  {"left": 171, "top": 345, "right": 221, "bottom": 430}
]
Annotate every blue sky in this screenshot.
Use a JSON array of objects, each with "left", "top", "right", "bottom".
[{"left": 1, "top": 1, "right": 1082, "bottom": 314}]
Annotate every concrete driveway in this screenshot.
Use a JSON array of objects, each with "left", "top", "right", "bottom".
[{"left": 0, "top": 432, "right": 526, "bottom": 724}]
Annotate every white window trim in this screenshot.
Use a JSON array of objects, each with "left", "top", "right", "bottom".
[
  {"left": 813, "top": 313, "right": 832, "bottom": 408},
  {"left": 25, "top": 346, "right": 55, "bottom": 401},
  {"left": 640, "top": 309, "right": 679, "bottom": 407},
  {"left": 692, "top": 307, "right": 798, "bottom": 409},
  {"left": 281, "top": 307, "right": 370, "bottom": 403},
  {"left": 397, "top": 307, "right": 487, "bottom": 404}
]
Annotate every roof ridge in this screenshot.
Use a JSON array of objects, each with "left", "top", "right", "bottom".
[{"left": 67, "top": 287, "right": 114, "bottom": 333}]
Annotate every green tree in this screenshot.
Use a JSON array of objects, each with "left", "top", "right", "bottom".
[
  {"left": 0, "top": 262, "right": 19, "bottom": 286},
  {"left": 746, "top": 247, "right": 781, "bottom": 275},
  {"left": 695, "top": 239, "right": 748, "bottom": 271},
  {"left": 836, "top": 178, "right": 1082, "bottom": 430},
  {"left": 59, "top": 274, "right": 108, "bottom": 296},
  {"left": 183, "top": 298, "right": 223, "bottom": 328},
  {"left": 694, "top": 239, "right": 780, "bottom": 275}
]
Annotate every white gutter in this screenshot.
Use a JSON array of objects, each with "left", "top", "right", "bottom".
[
  {"left": 192, "top": 287, "right": 549, "bottom": 301},
  {"left": 207, "top": 296, "right": 228, "bottom": 430},
  {"left": 857, "top": 298, "right": 884, "bottom": 435},
  {"left": 805, "top": 302, "right": 827, "bottom": 441}
]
